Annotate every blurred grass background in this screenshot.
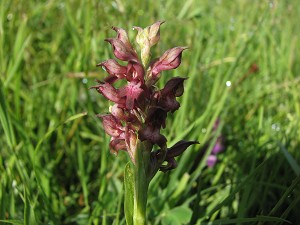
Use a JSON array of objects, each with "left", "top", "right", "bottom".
[{"left": 1, "top": 0, "right": 300, "bottom": 224}]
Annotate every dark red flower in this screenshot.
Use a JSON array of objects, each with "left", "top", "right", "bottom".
[
  {"left": 154, "top": 77, "right": 186, "bottom": 112},
  {"left": 138, "top": 126, "right": 167, "bottom": 148}
]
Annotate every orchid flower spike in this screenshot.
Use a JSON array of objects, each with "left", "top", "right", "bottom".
[{"left": 91, "top": 21, "right": 198, "bottom": 173}]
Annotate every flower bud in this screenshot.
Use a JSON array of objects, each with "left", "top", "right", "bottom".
[
  {"left": 134, "top": 21, "right": 164, "bottom": 67},
  {"left": 207, "top": 155, "right": 217, "bottom": 168},
  {"left": 125, "top": 127, "right": 138, "bottom": 162},
  {"left": 112, "top": 26, "right": 133, "bottom": 50},
  {"left": 150, "top": 47, "right": 188, "bottom": 80},
  {"left": 148, "top": 21, "right": 164, "bottom": 47}
]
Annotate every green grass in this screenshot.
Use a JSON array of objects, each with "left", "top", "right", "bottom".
[{"left": 1, "top": 0, "right": 300, "bottom": 224}]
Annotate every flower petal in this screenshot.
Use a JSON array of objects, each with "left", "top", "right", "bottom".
[
  {"left": 148, "top": 21, "right": 164, "bottom": 47},
  {"left": 166, "top": 140, "right": 199, "bottom": 158},
  {"left": 90, "top": 82, "right": 125, "bottom": 104},
  {"left": 160, "top": 157, "right": 177, "bottom": 172},
  {"left": 153, "top": 77, "right": 186, "bottom": 112},
  {"left": 212, "top": 137, "right": 224, "bottom": 154},
  {"left": 125, "top": 127, "right": 137, "bottom": 163},
  {"left": 151, "top": 47, "right": 188, "bottom": 77},
  {"left": 158, "top": 95, "right": 180, "bottom": 113},
  {"left": 161, "top": 77, "right": 186, "bottom": 97},
  {"left": 138, "top": 126, "right": 167, "bottom": 148},
  {"left": 105, "top": 38, "right": 138, "bottom": 62},
  {"left": 146, "top": 107, "right": 167, "bottom": 128},
  {"left": 110, "top": 137, "right": 127, "bottom": 154},
  {"left": 98, "top": 114, "right": 124, "bottom": 137},
  {"left": 97, "top": 59, "right": 127, "bottom": 77},
  {"left": 207, "top": 155, "right": 217, "bottom": 167},
  {"left": 110, "top": 104, "right": 127, "bottom": 121}
]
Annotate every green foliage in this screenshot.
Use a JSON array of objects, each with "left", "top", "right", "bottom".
[
  {"left": 0, "top": 0, "right": 299, "bottom": 224},
  {"left": 161, "top": 205, "right": 192, "bottom": 225},
  {"left": 124, "top": 163, "right": 134, "bottom": 225}
]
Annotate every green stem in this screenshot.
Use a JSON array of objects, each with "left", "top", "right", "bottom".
[{"left": 133, "top": 143, "right": 150, "bottom": 225}]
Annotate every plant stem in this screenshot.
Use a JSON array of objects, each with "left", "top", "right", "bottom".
[{"left": 133, "top": 143, "right": 150, "bottom": 225}]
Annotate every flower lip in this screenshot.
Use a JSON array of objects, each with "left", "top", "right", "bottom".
[{"left": 119, "top": 81, "right": 144, "bottom": 109}]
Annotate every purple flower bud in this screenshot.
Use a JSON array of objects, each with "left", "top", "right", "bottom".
[
  {"left": 161, "top": 77, "right": 186, "bottom": 97},
  {"left": 157, "top": 93, "right": 180, "bottom": 113},
  {"left": 212, "top": 137, "right": 224, "bottom": 154},
  {"left": 207, "top": 155, "right": 217, "bottom": 168},
  {"left": 150, "top": 47, "right": 188, "bottom": 78}
]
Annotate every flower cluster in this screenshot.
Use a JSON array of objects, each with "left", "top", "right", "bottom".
[
  {"left": 91, "top": 21, "right": 198, "bottom": 172},
  {"left": 206, "top": 119, "right": 225, "bottom": 167}
]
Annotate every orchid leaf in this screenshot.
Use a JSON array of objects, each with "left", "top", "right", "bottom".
[{"left": 124, "top": 163, "right": 134, "bottom": 225}]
